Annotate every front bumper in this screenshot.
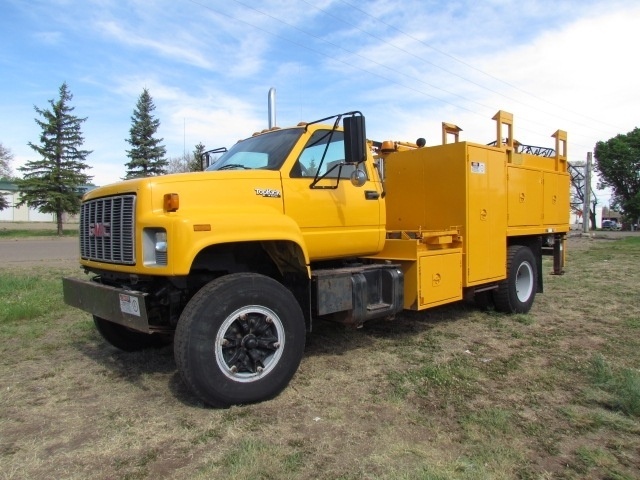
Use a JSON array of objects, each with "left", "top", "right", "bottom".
[{"left": 62, "top": 277, "right": 151, "bottom": 333}]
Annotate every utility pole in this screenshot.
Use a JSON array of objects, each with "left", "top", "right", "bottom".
[{"left": 582, "top": 152, "right": 592, "bottom": 233}]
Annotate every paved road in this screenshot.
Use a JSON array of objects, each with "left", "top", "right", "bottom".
[
  {"left": 0, "top": 237, "right": 79, "bottom": 267},
  {"left": 0, "top": 230, "right": 637, "bottom": 268}
]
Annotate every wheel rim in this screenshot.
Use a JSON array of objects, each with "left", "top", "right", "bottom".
[
  {"left": 215, "top": 305, "right": 285, "bottom": 383},
  {"left": 515, "top": 261, "right": 534, "bottom": 303}
]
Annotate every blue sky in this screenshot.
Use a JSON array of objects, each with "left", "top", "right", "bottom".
[{"left": 1, "top": 0, "right": 639, "bottom": 204}]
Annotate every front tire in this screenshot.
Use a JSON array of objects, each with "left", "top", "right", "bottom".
[
  {"left": 174, "top": 273, "right": 306, "bottom": 407},
  {"left": 493, "top": 245, "right": 537, "bottom": 313}
]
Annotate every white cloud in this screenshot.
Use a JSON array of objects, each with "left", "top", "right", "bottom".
[
  {"left": 95, "top": 20, "right": 215, "bottom": 69},
  {"left": 3, "top": 0, "right": 639, "bottom": 191}
]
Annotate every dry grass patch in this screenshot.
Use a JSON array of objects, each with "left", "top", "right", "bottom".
[{"left": 1, "top": 236, "right": 640, "bottom": 479}]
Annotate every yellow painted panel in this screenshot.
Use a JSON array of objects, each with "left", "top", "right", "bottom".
[
  {"left": 507, "top": 166, "right": 543, "bottom": 227},
  {"left": 282, "top": 175, "right": 383, "bottom": 260},
  {"left": 384, "top": 142, "right": 467, "bottom": 232},
  {"left": 543, "top": 172, "right": 570, "bottom": 226},
  {"left": 466, "top": 146, "right": 507, "bottom": 284},
  {"left": 419, "top": 251, "right": 462, "bottom": 308}
]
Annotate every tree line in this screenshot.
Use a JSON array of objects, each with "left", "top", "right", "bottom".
[{"left": 0, "top": 83, "right": 208, "bottom": 235}]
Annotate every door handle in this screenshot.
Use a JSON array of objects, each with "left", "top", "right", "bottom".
[{"left": 365, "top": 190, "right": 380, "bottom": 200}]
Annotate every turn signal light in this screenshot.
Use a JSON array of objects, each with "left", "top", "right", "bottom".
[{"left": 164, "top": 193, "right": 179, "bottom": 212}]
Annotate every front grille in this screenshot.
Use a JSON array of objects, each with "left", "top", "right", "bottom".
[{"left": 80, "top": 195, "right": 136, "bottom": 264}]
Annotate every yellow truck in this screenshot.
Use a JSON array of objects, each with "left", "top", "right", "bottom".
[{"left": 63, "top": 110, "right": 569, "bottom": 406}]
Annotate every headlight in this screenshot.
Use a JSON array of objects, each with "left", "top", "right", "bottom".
[
  {"left": 155, "top": 231, "right": 167, "bottom": 253},
  {"left": 143, "top": 228, "right": 168, "bottom": 266}
]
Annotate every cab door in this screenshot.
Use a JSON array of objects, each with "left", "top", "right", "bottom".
[{"left": 282, "top": 129, "right": 383, "bottom": 261}]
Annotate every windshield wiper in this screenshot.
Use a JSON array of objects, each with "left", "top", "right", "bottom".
[{"left": 218, "top": 164, "right": 251, "bottom": 170}]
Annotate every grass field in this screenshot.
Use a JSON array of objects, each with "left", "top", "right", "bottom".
[
  {"left": 0, "top": 229, "right": 78, "bottom": 238},
  {"left": 1, "top": 236, "right": 639, "bottom": 479}
]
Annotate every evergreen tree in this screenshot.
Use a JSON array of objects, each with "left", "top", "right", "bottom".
[
  {"left": 16, "top": 83, "right": 92, "bottom": 234},
  {"left": 124, "top": 88, "right": 167, "bottom": 178},
  {"left": 189, "top": 142, "right": 206, "bottom": 171}
]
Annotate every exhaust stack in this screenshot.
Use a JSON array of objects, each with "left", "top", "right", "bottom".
[{"left": 268, "top": 87, "right": 276, "bottom": 129}]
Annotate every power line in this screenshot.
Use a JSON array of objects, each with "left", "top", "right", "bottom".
[
  {"left": 183, "top": 0, "right": 478, "bottom": 115},
  {"left": 336, "top": 0, "right": 626, "bottom": 133},
  {"left": 184, "top": 0, "right": 604, "bottom": 152}
]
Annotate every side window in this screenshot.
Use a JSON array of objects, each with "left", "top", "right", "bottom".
[{"left": 291, "top": 130, "right": 359, "bottom": 179}]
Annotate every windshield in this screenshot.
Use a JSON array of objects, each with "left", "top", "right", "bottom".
[{"left": 206, "top": 128, "right": 303, "bottom": 171}]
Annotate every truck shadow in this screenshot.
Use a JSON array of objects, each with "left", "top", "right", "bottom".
[
  {"left": 73, "top": 338, "right": 208, "bottom": 407},
  {"left": 305, "top": 301, "right": 477, "bottom": 357},
  {"left": 73, "top": 300, "right": 482, "bottom": 408}
]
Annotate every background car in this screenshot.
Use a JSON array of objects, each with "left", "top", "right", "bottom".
[{"left": 601, "top": 220, "right": 622, "bottom": 230}]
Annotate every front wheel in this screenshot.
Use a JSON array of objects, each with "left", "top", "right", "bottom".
[
  {"left": 493, "top": 245, "right": 537, "bottom": 313},
  {"left": 174, "top": 273, "right": 306, "bottom": 407}
]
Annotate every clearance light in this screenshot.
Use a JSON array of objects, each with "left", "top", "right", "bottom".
[
  {"left": 164, "top": 193, "right": 179, "bottom": 212},
  {"left": 193, "top": 224, "right": 211, "bottom": 232}
]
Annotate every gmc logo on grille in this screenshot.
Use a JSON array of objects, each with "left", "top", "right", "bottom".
[{"left": 89, "top": 222, "right": 111, "bottom": 237}]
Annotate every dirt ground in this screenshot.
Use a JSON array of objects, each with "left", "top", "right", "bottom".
[{"left": 1, "top": 234, "right": 639, "bottom": 479}]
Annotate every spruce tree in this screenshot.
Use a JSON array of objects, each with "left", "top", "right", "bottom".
[
  {"left": 124, "top": 88, "right": 167, "bottom": 178},
  {"left": 16, "top": 83, "right": 92, "bottom": 235},
  {"left": 190, "top": 142, "right": 207, "bottom": 171}
]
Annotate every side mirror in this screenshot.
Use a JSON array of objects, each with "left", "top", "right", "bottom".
[
  {"left": 201, "top": 147, "right": 228, "bottom": 171},
  {"left": 344, "top": 114, "right": 366, "bottom": 164},
  {"left": 350, "top": 168, "right": 367, "bottom": 187},
  {"left": 201, "top": 152, "right": 211, "bottom": 170}
]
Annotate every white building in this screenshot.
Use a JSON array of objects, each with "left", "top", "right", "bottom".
[{"left": 0, "top": 181, "right": 93, "bottom": 223}]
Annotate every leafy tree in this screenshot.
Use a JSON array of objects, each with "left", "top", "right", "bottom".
[
  {"left": 166, "top": 152, "right": 190, "bottom": 173},
  {"left": 0, "top": 142, "right": 13, "bottom": 178},
  {"left": 0, "top": 142, "right": 14, "bottom": 211},
  {"left": 594, "top": 127, "right": 640, "bottom": 225},
  {"left": 124, "top": 88, "right": 167, "bottom": 178},
  {"left": 16, "top": 83, "right": 92, "bottom": 234},
  {"left": 165, "top": 143, "right": 208, "bottom": 174}
]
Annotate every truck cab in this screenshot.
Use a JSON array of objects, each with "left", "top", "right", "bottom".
[{"left": 206, "top": 114, "right": 386, "bottom": 261}]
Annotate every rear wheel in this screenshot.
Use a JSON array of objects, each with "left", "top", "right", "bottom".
[
  {"left": 174, "top": 273, "right": 306, "bottom": 407},
  {"left": 493, "top": 245, "right": 537, "bottom": 313},
  {"left": 93, "top": 316, "right": 171, "bottom": 351}
]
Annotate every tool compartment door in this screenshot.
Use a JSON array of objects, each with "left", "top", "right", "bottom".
[
  {"left": 466, "top": 146, "right": 507, "bottom": 284},
  {"left": 507, "top": 166, "right": 543, "bottom": 227},
  {"left": 418, "top": 251, "right": 462, "bottom": 308},
  {"left": 543, "top": 172, "right": 570, "bottom": 226}
]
